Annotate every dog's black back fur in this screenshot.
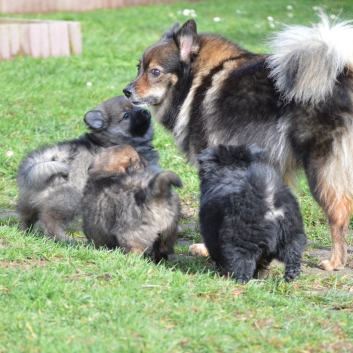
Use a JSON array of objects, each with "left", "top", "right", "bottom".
[{"left": 198, "top": 145, "right": 307, "bottom": 283}]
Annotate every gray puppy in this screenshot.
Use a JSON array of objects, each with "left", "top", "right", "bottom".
[
  {"left": 82, "top": 145, "right": 182, "bottom": 262},
  {"left": 17, "top": 96, "right": 158, "bottom": 241}
]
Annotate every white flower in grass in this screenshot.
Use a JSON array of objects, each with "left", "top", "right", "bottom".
[
  {"left": 288, "top": 13, "right": 294, "bottom": 18},
  {"left": 287, "top": 5, "right": 293, "bottom": 10},
  {"left": 267, "top": 16, "right": 274, "bottom": 21},
  {"left": 330, "top": 14, "right": 337, "bottom": 20},
  {"left": 213, "top": 17, "right": 221, "bottom": 22},
  {"left": 236, "top": 10, "right": 242, "bottom": 14},
  {"left": 270, "top": 23, "right": 275, "bottom": 28},
  {"left": 182, "top": 9, "right": 196, "bottom": 17},
  {"left": 87, "top": 82, "right": 92, "bottom": 87},
  {"left": 6, "top": 150, "right": 14, "bottom": 157}
]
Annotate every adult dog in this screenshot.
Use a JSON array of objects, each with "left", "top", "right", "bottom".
[
  {"left": 124, "top": 14, "right": 353, "bottom": 271},
  {"left": 17, "top": 96, "right": 158, "bottom": 241}
]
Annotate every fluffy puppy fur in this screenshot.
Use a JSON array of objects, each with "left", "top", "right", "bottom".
[
  {"left": 82, "top": 145, "right": 182, "bottom": 262},
  {"left": 17, "top": 96, "right": 158, "bottom": 241},
  {"left": 198, "top": 144, "right": 307, "bottom": 283},
  {"left": 124, "top": 14, "right": 353, "bottom": 271}
]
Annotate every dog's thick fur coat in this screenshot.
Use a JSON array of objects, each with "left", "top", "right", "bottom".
[
  {"left": 82, "top": 145, "right": 182, "bottom": 262},
  {"left": 198, "top": 144, "right": 307, "bottom": 283},
  {"left": 17, "top": 96, "right": 158, "bottom": 241},
  {"left": 124, "top": 14, "right": 353, "bottom": 271}
]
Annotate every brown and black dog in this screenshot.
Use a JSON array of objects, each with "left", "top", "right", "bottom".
[{"left": 124, "top": 15, "right": 353, "bottom": 271}]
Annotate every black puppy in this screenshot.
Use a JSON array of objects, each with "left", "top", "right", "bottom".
[{"left": 198, "top": 144, "right": 307, "bottom": 283}]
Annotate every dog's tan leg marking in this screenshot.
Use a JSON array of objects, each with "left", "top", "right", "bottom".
[
  {"left": 319, "top": 197, "right": 351, "bottom": 271},
  {"left": 189, "top": 243, "right": 209, "bottom": 257}
]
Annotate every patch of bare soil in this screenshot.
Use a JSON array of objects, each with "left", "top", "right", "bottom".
[{"left": 0, "top": 259, "right": 48, "bottom": 270}]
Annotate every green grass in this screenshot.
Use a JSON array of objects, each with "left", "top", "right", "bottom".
[{"left": 1, "top": 0, "right": 353, "bottom": 352}]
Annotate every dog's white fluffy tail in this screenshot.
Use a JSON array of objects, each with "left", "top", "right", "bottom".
[
  {"left": 17, "top": 148, "right": 70, "bottom": 191},
  {"left": 266, "top": 13, "right": 353, "bottom": 105}
]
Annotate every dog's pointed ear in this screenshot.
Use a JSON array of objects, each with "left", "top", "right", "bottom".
[
  {"left": 175, "top": 19, "right": 199, "bottom": 63},
  {"left": 84, "top": 110, "right": 106, "bottom": 131},
  {"left": 148, "top": 171, "right": 182, "bottom": 198},
  {"left": 161, "top": 21, "right": 180, "bottom": 40}
]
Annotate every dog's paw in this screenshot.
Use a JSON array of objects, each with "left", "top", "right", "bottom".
[
  {"left": 318, "top": 259, "right": 344, "bottom": 271},
  {"left": 188, "top": 243, "right": 209, "bottom": 257},
  {"left": 234, "top": 276, "right": 251, "bottom": 285},
  {"left": 284, "top": 271, "right": 300, "bottom": 282}
]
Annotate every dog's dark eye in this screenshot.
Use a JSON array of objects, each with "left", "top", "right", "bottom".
[
  {"left": 137, "top": 63, "right": 141, "bottom": 72},
  {"left": 123, "top": 113, "right": 130, "bottom": 120},
  {"left": 150, "top": 68, "right": 161, "bottom": 77}
]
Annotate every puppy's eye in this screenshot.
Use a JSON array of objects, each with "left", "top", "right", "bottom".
[
  {"left": 150, "top": 68, "right": 161, "bottom": 77},
  {"left": 123, "top": 113, "right": 130, "bottom": 120},
  {"left": 137, "top": 63, "right": 141, "bottom": 72}
]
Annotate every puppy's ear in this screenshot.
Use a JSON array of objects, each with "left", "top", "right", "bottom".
[
  {"left": 161, "top": 21, "right": 180, "bottom": 40},
  {"left": 175, "top": 19, "right": 199, "bottom": 63},
  {"left": 84, "top": 110, "right": 107, "bottom": 131},
  {"left": 149, "top": 172, "right": 182, "bottom": 198},
  {"left": 249, "top": 144, "right": 266, "bottom": 162}
]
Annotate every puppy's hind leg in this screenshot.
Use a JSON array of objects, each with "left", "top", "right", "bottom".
[
  {"left": 39, "top": 186, "right": 82, "bottom": 241},
  {"left": 40, "top": 211, "right": 68, "bottom": 241},
  {"left": 17, "top": 208, "right": 38, "bottom": 232}
]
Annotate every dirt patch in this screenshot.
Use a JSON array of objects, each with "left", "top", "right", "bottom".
[{"left": 0, "top": 259, "right": 48, "bottom": 270}]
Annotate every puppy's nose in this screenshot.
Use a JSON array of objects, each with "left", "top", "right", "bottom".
[
  {"left": 141, "top": 109, "right": 151, "bottom": 119},
  {"left": 123, "top": 86, "right": 132, "bottom": 98}
]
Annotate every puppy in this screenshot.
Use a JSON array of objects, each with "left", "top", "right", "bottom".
[
  {"left": 17, "top": 95, "right": 158, "bottom": 241},
  {"left": 124, "top": 15, "right": 353, "bottom": 271},
  {"left": 198, "top": 144, "right": 307, "bottom": 283},
  {"left": 82, "top": 145, "right": 182, "bottom": 262}
]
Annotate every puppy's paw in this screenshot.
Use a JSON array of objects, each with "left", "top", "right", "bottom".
[
  {"left": 188, "top": 243, "right": 209, "bottom": 257},
  {"left": 284, "top": 271, "right": 300, "bottom": 282},
  {"left": 318, "top": 259, "right": 344, "bottom": 271}
]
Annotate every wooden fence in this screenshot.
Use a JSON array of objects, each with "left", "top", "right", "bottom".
[
  {"left": 0, "top": 0, "right": 182, "bottom": 13},
  {"left": 0, "top": 18, "right": 81, "bottom": 59}
]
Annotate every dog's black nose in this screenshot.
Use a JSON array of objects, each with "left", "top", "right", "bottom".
[
  {"left": 123, "top": 86, "right": 132, "bottom": 98},
  {"left": 140, "top": 109, "right": 151, "bottom": 119}
]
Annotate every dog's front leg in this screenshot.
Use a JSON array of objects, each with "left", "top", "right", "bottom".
[{"left": 282, "top": 233, "right": 307, "bottom": 281}]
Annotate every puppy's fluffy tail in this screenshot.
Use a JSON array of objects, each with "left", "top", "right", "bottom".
[
  {"left": 149, "top": 172, "right": 183, "bottom": 197},
  {"left": 17, "top": 149, "right": 70, "bottom": 191},
  {"left": 266, "top": 13, "right": 353, "bottom": 105}
]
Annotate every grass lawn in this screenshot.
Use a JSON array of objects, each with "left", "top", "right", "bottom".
[{"left": 1, "top": 0, "right": 353, "bottom": 352}]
